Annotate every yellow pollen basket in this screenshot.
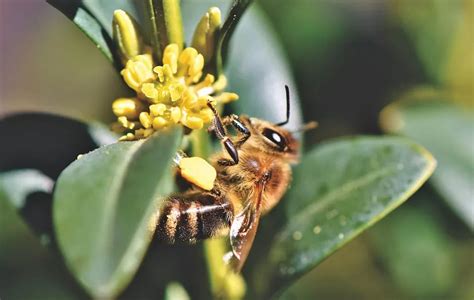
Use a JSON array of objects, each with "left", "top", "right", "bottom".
[{"left": 179, "top": 157, "right": 217, "bottom": 191}]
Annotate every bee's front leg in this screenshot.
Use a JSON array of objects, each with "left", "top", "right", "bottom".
[
  {"left": 222, "top": 114, "right": 251, "bottom": 147},
  {"left": 207, "top": 102, "right": 239, "bottom": 165}
]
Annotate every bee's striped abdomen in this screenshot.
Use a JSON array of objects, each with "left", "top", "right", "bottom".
[{"left": 156, "top": 192, "right": 233, "bottom": 244}]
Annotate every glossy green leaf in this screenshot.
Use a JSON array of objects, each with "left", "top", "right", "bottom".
[
  {"left": 54, "top": 128, "right": 182, "bottom": 298},
  {"left": 0, "top": 190, "right": 87, "bottom": 299},
  {"left": 251, "top": 136, "right": 435, "bottom": 297},
  {"left": 369, "top": 194, "right": 457, "bottom": 298},
  {"left": 0, "top": 169, "right": 55, "bottom": 244},
  {"left": 0, "top": 113, "right": 118, "bottom": 243},
  {"left": 381, "top": 93, "right": 474, "bottom": 230},
  {"left": 47, "top": 0, "right": 138, "bottom": 66},
  {"left": 0, "top": 113, "right": 117, "bottom": 180},
  {"left": 0, "top": 169, "right": 54, "bottom": 210},
  {"left": 226, "top": 5, "right": 303, "bottom": 131}
]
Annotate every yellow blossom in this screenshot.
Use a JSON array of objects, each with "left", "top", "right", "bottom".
[
  {"left": 112, "top": 7, "right": 238, "bottom": 141},
  {"left": 113, "top": 44, "right": 238, "bottom": 139}
]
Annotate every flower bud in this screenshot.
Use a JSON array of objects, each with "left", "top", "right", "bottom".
[
  {"left": 113, "top": 10, "right": 144, "bottom": 65},
  {"left": 191, "top": 7, "right": 221, "bottom": 63},
  {"left": 112, "top": 97, "right": 144, "bottom": 119}
]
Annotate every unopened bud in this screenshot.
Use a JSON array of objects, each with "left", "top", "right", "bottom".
[{"left": 113, "top": 10, "right": 144, "bottom": 65}]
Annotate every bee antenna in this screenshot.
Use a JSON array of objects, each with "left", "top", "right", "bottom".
[
  {"left": 276, "top": 85, "right": 290, "bottom": 126},
  {"left": 292, "top": 121, "right": 318, "bottom": 133}
]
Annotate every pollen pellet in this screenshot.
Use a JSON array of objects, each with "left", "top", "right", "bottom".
[
  {"left": 179, "top": 157, "right": 216, "bottom": 191},
  {"left": 139, "top": 112, "right": 153, "bottom": 128}
]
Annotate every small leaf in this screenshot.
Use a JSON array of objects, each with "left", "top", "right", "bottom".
[
  {"left": 251, "top": 136, "right": 435, "bottom": 297},
  {"left": 381, "top": 91, "right": 474, "bottom": 229},
  {"left": 0, "top": 113, "right": 117, "bottom": 245},
  {"left": 54, "top": 128, "right": 182, "bottom": 298},
  {"left": 47, "top": 0, "right": 139, "bottom": 66},
  {"left": 0, "top": 113, "right": 117, "bottom": 179},
  {"left": 0, "top": 170, "right": 54, "bottom": 210},
  {"left": 0, "top": 169, "right": 55, "bottom": 244}
]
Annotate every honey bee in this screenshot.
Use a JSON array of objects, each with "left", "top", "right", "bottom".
[{"left": 156, "top": 86, "right": 312, "bottom": 271}]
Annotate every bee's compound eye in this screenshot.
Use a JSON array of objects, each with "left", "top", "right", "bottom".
[{"left": 262, "top": 128, "right": 286, "bottom": 150}]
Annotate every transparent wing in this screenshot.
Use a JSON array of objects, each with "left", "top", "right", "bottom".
[{"left": 228, "top": 185, "right": 264, "bottom": 272}]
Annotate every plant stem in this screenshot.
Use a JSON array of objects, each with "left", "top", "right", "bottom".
[
  {"left": 153, "top": 0, "right": 184, "bottom": 51},
  {"left": 190, "top": 129, "right": 245, "bottom": 299},
  {"left": 145, "top": 0, "right": 162, "bottom": 61}
]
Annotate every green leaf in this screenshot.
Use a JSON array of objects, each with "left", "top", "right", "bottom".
[
  {"left": 53, "top": 128, "right": 182, "bottom": 298},
  {"left": 0, "top": 169, "right": 55, "bottom": 244},
  {"left": 392, "top": 0, "right": 465, "bottom": 84},
  {"left": 380, "top": 92, "right": 474, "bottom": 230},
  {"left": 226, "top": 5, "right": 303, "bottom": 131},
  {"left": 0, "top": 190, "right": 88, "bottom": 299},
  {"left": 47, "top": 0, "right": 139, "bottom": 66},
  {"left": 0, "top": 112, "right": 117, "bottom": 180},
  {"left": 0, "top": 113, "right": 118, "bottom": 245},
  {"left": 251, "top": 136, "right": 435, "bottom": 297},
  {"left": 369, "top": 193, "right": 457, "bottom": 298},
  {"left": 0, "top": 170, "right": 54, "bottom": 210}
]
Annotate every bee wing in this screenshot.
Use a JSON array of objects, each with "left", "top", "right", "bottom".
[{"left": 228, "top": 187, "right": 264, "bottom": 272}]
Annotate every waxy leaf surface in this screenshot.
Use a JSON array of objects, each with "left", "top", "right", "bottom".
[
  {"left": 54, "top": 128, "right": 181, "bottom": 298},
  {"left": 381, "top": 97, "right": 474, "bottom": 230},
  {"left": 249, "top": 136, "right": 435, "bottom": 297}
]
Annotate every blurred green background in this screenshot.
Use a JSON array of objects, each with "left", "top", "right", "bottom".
[{"left": 1, "top": 0, "right": 472, "bottom": 299}]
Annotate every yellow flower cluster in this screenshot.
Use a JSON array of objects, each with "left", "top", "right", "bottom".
[{"left": 113, "top": 44, "right": 238, "bottom": 141}]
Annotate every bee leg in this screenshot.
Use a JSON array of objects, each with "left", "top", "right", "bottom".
[
  {"left": 217, "top": 158, "right": 237, "bottom": 166},
  {"left": 156, "top": 191, "right": 233, "bottom": 244},
  {"left": 207, "top": 102, "right": 239, "bottom": 165},
  {"left": 223, "top": 114, "right": 251, "bottom": 147}
]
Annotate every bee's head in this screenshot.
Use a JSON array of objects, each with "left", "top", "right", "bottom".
[
  {"left": 241, "top": 85, "right": 316, "bottom": 162},
  {"left": 255, "top": 120, "right": 299, "bottom": 161}
]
